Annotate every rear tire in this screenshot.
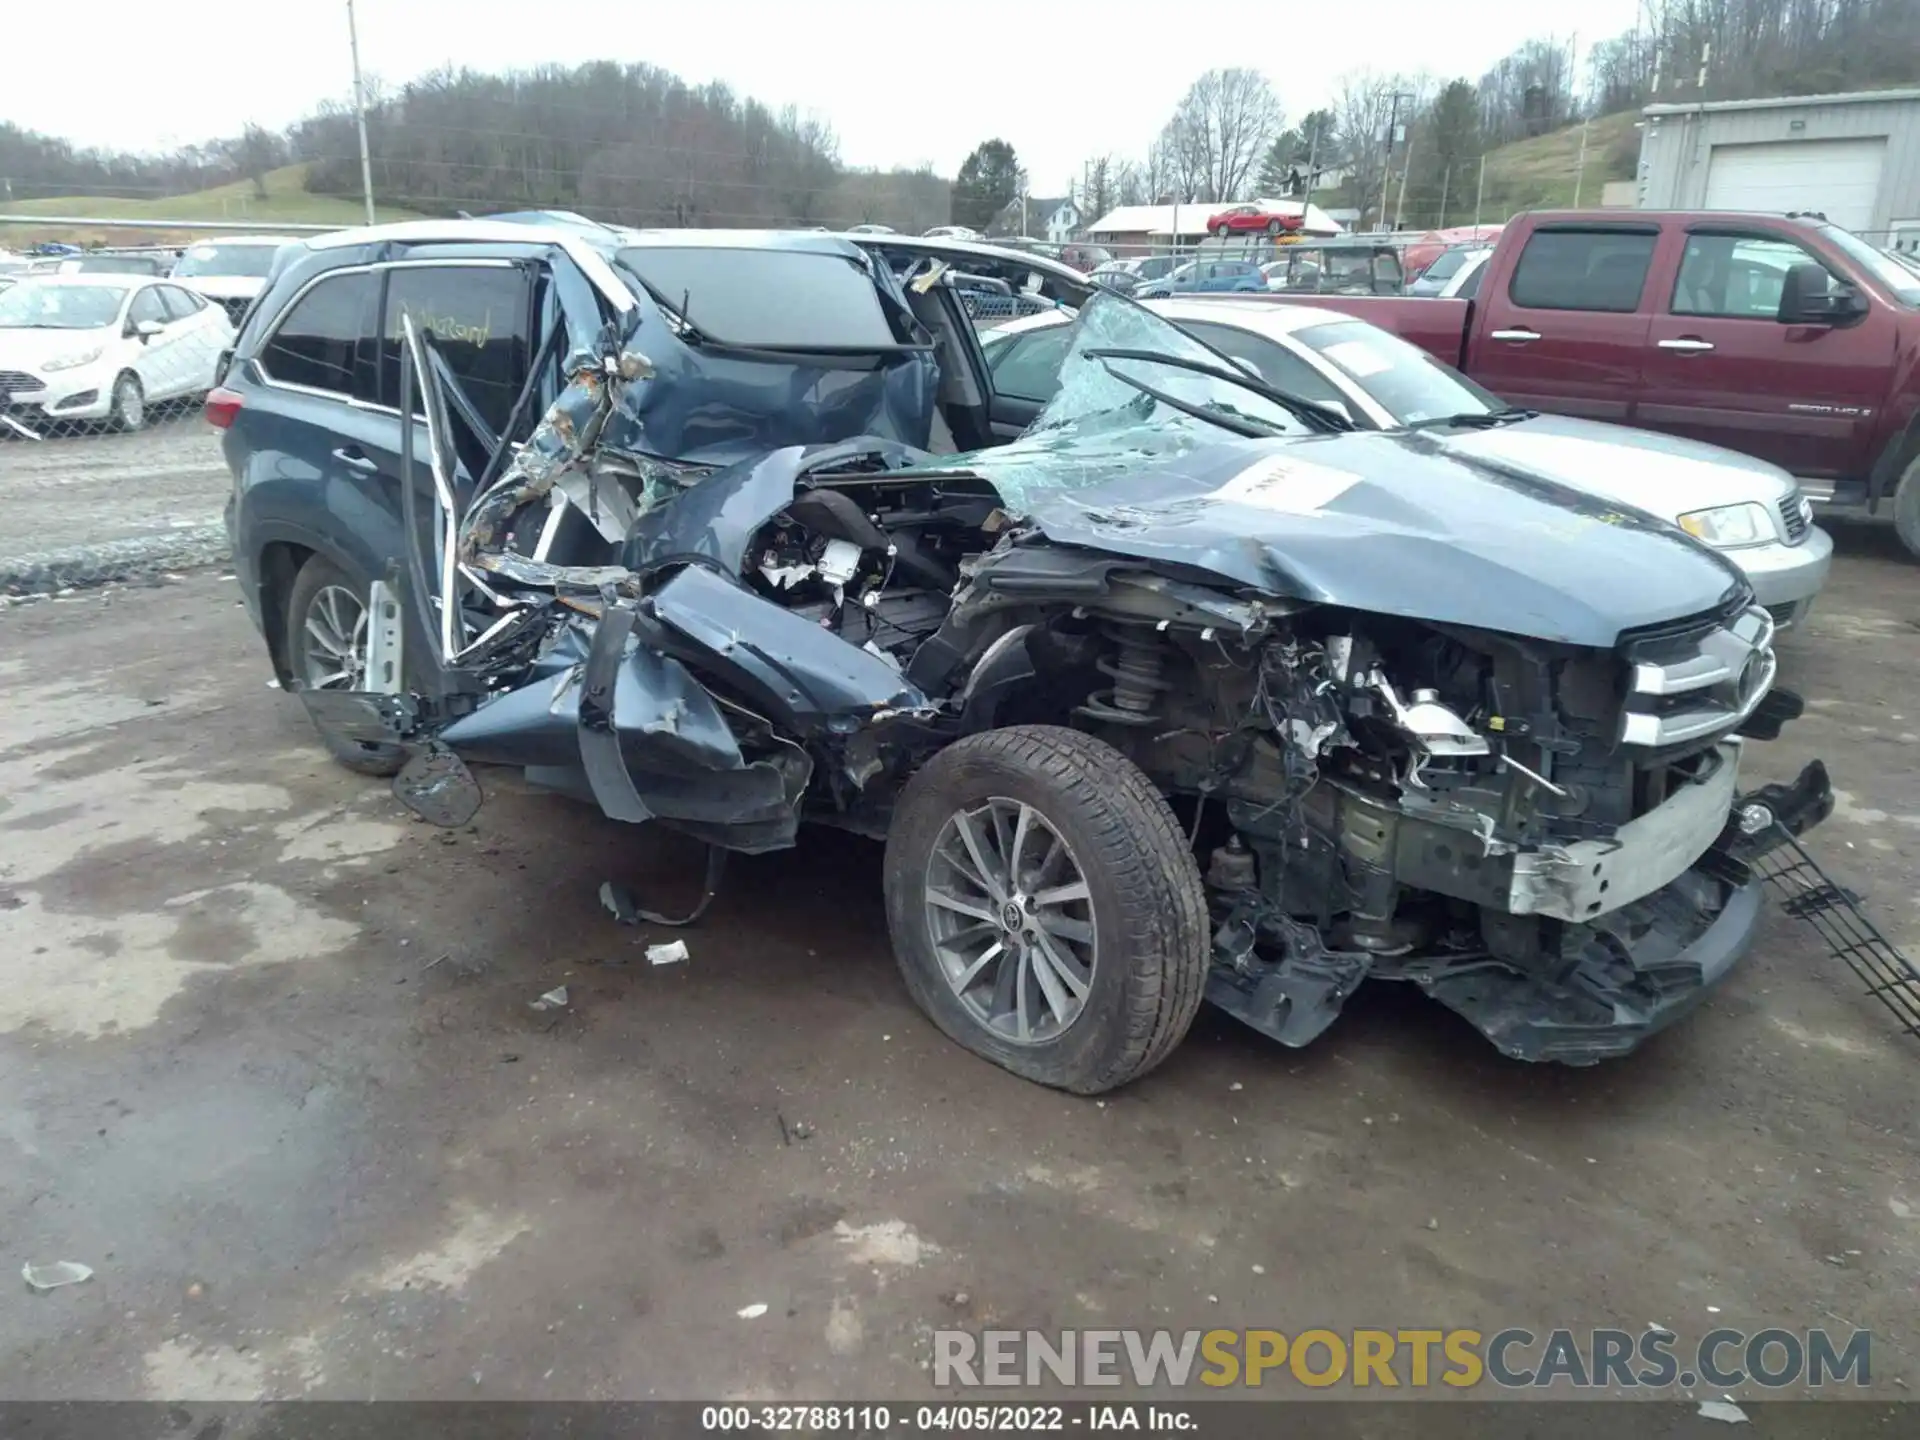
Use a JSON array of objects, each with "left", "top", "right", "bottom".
[
  {"left": 1893, "top": 455, "right": 1920, "bottom": 561},
  {"left": 884, "top": 725, "right": 1209, "bottom": 1094},
  {"left": 109, "top": 373, "right": 145, "bottom": 433},
  {"left": 284, "top": 555, "right": 406, "bottom": 777}
]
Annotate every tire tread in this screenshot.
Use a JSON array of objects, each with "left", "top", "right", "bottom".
[{"left": 887, "top": 724, "right": 1209, "bottom": 1093}]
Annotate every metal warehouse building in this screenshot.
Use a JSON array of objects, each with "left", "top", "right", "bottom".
[{"left": 1635, "top": 87, "right": 1920, "bottom": 251}]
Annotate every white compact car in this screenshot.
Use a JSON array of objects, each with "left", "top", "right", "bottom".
[
  {"left": 0, "top": 274, "right": 236, "bottom": 435},
  {"left": 169, "top": 235, "right": 300, "bottom": 327},
  {"left": 984, "top": 298, "right": 1832, "bottom": 626}
]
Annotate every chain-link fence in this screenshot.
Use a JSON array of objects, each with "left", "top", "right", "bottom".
[{"left": 0, "top": 267, "right": 233, "bottom": 594}]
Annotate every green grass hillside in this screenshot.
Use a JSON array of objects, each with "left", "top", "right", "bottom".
[
  {"left": 1476, "top": 111, "right": 1641, "bottom": 212},
  {"left": 5, "top": 164, "right": 422, "bottom": 245}
]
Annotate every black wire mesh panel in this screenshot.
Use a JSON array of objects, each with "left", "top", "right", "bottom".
[{"left": 1755, "top": 824, "right": 1920, "bottom": 1040}]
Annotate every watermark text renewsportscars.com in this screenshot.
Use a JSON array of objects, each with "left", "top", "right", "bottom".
[{"left": 933, "top": 1327, "right": 1872, "bottom": 1391}]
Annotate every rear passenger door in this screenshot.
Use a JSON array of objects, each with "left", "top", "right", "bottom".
[
  {"left": 1468, "top": 224, "right": 1661, "bottom": 420},
  {"left": 247, "top": 269, "right": 389, "bottom": 540}
]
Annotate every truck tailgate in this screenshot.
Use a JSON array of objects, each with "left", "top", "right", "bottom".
[{"left": 1254, "top": 295, "right": 1473, "bottom": 369}]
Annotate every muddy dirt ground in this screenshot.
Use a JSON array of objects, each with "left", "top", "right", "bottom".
[{"left": 0, "top": 530, "right": 1914, "bottom": 1421}]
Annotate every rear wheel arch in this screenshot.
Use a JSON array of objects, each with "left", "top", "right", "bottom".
[{"left": 256, "top": 540, "right": 315, "bottom": 684}]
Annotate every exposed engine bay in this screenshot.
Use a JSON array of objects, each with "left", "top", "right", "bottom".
[{"left": 299, "top": 254, "right": 1833, "bottom": 1088}]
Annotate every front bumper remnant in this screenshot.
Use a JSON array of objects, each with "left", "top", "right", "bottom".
[
  {"left": 1206, "top": 760, "right": 1838, "bottom": 1065},
  {"left": 1425, "top": 760, "right": 1835, "bottom": 1064}
]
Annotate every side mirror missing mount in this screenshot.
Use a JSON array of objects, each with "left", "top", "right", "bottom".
[{"left": 1778, "top": 263, "right": 1867, "bottom": 325}]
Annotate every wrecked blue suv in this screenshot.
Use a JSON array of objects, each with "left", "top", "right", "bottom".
[{"left": 215, "top": 218, "right": 1831, "bottom": 1093}]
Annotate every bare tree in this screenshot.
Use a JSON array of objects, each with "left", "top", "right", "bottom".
[
  {"left": 1077, "top": 154, "right": 1119, "bottom": 226},
  {"left": 1160, "top": 68, "right": 1283, "bottom": 204},
  {"left": 1333, "top": 72, "right": 1402, "bottom": 227}
]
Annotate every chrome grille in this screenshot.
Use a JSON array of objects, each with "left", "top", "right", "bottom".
[
  {"left": 1621, "top": 604, "right": 1777, "bottom": 750},
  {"left": 1779, "top": 490, "right": 1811, "bottom": 545},
  {"left": 0, "top": 370, "right": 46, "bottom": 396}
]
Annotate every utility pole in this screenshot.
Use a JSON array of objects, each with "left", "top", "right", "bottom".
[
  {"left": 1438, "top": 165, "right": 1451, "bottom": 229},
  {"left": 346, "top": 0, "right": 377, "bottom": 226},
  {"left": 1393, "top": 134, "right": 1413, "bottom": 231},
  {"left": 1573, "top": 115, "right": 1592, "bottom": 205},
  {"left": 1376, "top": 91, "right": 1412, "bottom": 232}
]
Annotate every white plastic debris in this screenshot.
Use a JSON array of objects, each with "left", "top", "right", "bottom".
[
  {"left": 23, "top": 1261, "right": 93, "bottom": 1293},
  {"left": 646, "top": 940, "right": 690, "bottom": 967},
  {"left": 1229, "top": 1082, "right": 1244, "bottom": 1092},
  {"left": 530, "top": 987, "right": 569, "bottom": 1011},
  {"left": 737, "top": 1302, "right": 768, "bottom": 1319},
  {"left": 1697, "top": 1400, "right": 1749, "bottom": 1424}
]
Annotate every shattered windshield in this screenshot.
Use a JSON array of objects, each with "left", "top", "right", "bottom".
[{"left": 919, "top": 291, "right": 1315, "bottom": 512}]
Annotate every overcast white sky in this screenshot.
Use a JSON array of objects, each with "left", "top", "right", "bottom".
[{"left": 8, "top": 0, "right": 1645, "bottom": 193}]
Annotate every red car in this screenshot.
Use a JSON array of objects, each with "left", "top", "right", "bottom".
[{"left": 1206, "top": 204, "right": 1304, "bottom": 238}]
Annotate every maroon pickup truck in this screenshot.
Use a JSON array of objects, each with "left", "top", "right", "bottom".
[{"left": 1269, "top": 210, "right": 1920, "bottom": 556}]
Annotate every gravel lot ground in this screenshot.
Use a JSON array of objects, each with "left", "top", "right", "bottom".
[
  {"left": 0, "top": 418, "right": 229, "bottom": 592},
  {"left": 0, "top": 522, "right": 1914, "bottom": 1428}
]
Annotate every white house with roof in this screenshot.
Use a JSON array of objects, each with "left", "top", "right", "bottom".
[{"left": 988, "top": 195, "right": 1081, "bottom": 241}]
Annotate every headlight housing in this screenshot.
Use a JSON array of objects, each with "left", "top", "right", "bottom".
[
  {"left": 1678, "top": 502, "right": 1774, "bottom": 549},
  {"left": 41, "top": 347, "right": 104, "bottom": 373}
]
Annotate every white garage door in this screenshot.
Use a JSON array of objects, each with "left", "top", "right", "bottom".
[{"left": 1703, "top": 137, "right": 1886, "bottom": 233}]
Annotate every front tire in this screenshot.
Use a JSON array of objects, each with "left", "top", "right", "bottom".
[
  {"left": 1893, "top": 455, "right": 1920, "bottom": 561},
  {"left": 1213, "top": 223, "right": 1230, "bottom": 238},
  {"left": 1265, "top": 218, "right": 1282, "bottom": 234},
  {"left": 884, "top": 726, "right": 1209, "bottom": 1094},
  {"left": 283, "top": 555, "right": 405, "bottom": 777},
  {"left": 109, "top": 373, "right": 145, "bottom": 433}
]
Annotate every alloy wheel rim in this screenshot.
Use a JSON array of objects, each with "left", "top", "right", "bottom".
[
  {"left": 119, "top": 382, "right": 143, "bottom": 428},
  {"left": 302, "top": 584, "right": 369, "bottom": 690},
  {"left": 923, "top": 797, "right": 1097, "bottom": 1045}
]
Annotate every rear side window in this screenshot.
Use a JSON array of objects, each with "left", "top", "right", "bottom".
[
  {"left": 259, "top": 271, "right": 377, "bottom": 399},
  {"left": 617, "top": 246, "right": 898, "bottom": 349},
  {"left": 379, "top": 264, "right": 535, "bottom": 437},
  {"left": 1508, "top": 229, "right": 1657, "bottom": 313}
]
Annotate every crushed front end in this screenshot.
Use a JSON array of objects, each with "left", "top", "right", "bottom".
[{"left": 1104, "top": 598, "right": 1832, "bottom": 1063}]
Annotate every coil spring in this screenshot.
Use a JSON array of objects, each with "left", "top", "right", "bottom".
[{"left": 1076, "top": 620, "right": 1170, "bottom": 727}]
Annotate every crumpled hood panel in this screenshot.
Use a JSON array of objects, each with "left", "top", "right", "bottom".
[
  {"left": 927, "top": 291, "right": 1749, "bottom": 648},
  {"left": 1001, "top": 430, "right": 1751, "bottom": 647}
]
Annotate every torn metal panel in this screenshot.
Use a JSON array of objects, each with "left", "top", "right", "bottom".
[
  {"left": 623, "top": 438, "right": 930, "bottom": 578},
  {"left": 648, "top": 564, "right": 933, "bottom": 735}
]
